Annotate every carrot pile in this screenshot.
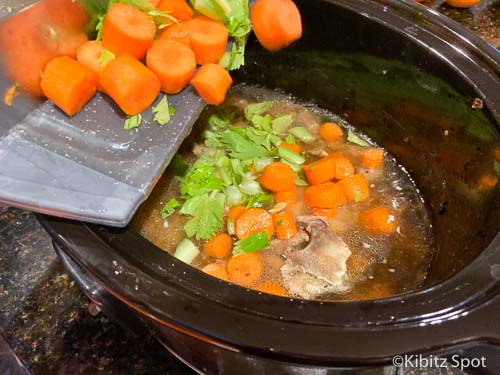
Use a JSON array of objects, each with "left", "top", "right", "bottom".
[{"left": 1, "top": 0, "right": 303, "bottom": 128}]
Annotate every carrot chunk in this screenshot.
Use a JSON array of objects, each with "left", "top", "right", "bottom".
[
  {"left": 280, "top": 142, "right": 302, "bottom": 153},
  {"left": 272, "top": 210, "right": 297, "bottom": 239},
  {"left": 228, "top": 205, "right": 246, "bottom": 221},
  {"left": 259, "top": 162, "right": 295, "bottom": 192},
  {"left": 40, "top": 56, "right": 97, "bottom": 116},
  {"left": 235, "top": 208, "right": 274, "bottom": 240},
  {"left": 338, "top": 174, "right": 370, "bottom": 202},
  {"left": 250, "top": 0, "right": 302, "bottom": 51},
  {"left": 203, "top": 233, "right": 233, "bottom": 258},
  {"left": 191, "top": 63, "right": 232, "bottom": 105},
  {"left": 76, "top": 40, "right": 105, "bottom": 75},
  {"left": 185, "top": 16, "right": 228, "bottom": 64},
  {"left": 255, "top": 281, "right": 288, "bottom": 296},
  {"left": 227, "top": 253, "right": 263, "bottom": 287},
  {"left": 360, "top": 148, "right": 384, "bottom": 169},
  {"left": 157, "top": 0, "right": 194, "bottom": 21},
  {"left": 359, "top": 207, "right": 397, "bottom": 234},
  {"left": 202, "top": 263, "right": 228, "bottom": 281},
  {"left": 303, "top": 157, "right": 336, "bottom": 185},
  {"left": 319, "top": 122, "right": 343, "bottom": 141},
  {"left": 157, "top": 22, "right": 191, "bottom": 47},
  {"left": 100, "top": 55, "right": 161, "bottom": 115},
  {"left": 333, "top": 156, "right": 355, "bottom": 179},
  {"left": 313, "top": 207, "right": 337, "bottom": 218},
  {"left": 274, "top": 186, "right": 297, "bottom": 205},
  {"left": 146, "top": 40, "right": 196, "bottom": 94},
  {"left": 304, "top": 182, "right": 346, "bottom": 209},
  {"left": 445, "top": 0, "right": 480, "bottom": 8},
  {"left": 102, "top": 3, "right": 156, "bottom": 59},
  {"left": 477, "top": 175, "right": 498, "bottom": 192}
]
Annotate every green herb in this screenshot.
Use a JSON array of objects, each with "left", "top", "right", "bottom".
[
  {"left": 147, "top": 9, "right": 178, "bottom": 29},
  {"left": 232, "top": 231, "right": 269, "bottom": 257},
  {"left": 272, "top": 114, "right": 294, "bottom": 134},
  {"left": 219, "top": 129, "right": 271, "bottom": 160},
  {"left": 203, "top": 130, "right": 222, "bottom": 149},
  {"left": 76, "top": 0, "right": 111, "bottom": 39},
  {"left": 244, "top": 102, "right": 272, "bottom": 121},
  {"left": 208, "top": 113, "right": 233, "bottom": 129},
  {"left": 161, "top": 198, "right": 181, "bottom": 219},
  {"left": 276, "top": 219, "right": 283, "bottom": 226},
  {"left": 99, "top": 48, "right": 116, "bottom": 68},
  {"left": 354, "top": 192, "right": 362, "bottom": 203},
  {"left": 174, "top": 238, "right": 200, "bottom": 264},
  {"left": 279, "top": 147, "right": 305, "bottom": 165},
  {"left": 181, "top": 164, "right": 224, "bottom": 197},
  {"left": 347, "top": 129, "right": 370, "bottom": 147},
  {"left": 251, "top": 114, "right": 272, "bottom": 131},
  {"left": 285, "top": 134, "right": 296, "bottom": 144},
  {"left": 289, "top": 127, "right": 315, "bottom": 143},
  {"left": 124, "top": 114, "right": 142, "bottom": 130},
  {"left": 219, "top": 36, "right": 246, "bottom": 70},
  {"left": 152, "top": 96, "right": 175, "bottom": 125},
  {"left": 181, "top": 194, "right": 224, "bottom": 240},
  {"left": 246, "top": 192, "right": 273, "bottom": 208}
]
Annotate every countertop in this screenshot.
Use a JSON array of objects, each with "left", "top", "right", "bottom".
[{"left": 0, "top": 1, "right": 499, "bottom": 374}]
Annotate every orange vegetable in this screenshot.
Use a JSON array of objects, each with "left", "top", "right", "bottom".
[
  {"left": 76, "top": 40, "right": 106, "bottom": 75},
  {"left": 477, "top": 175, "right": 498, "bottom": 192},
  {"left": 337, "top": 174, "right": 369, "bottom": 202},
  {"left": 255, "top": 281, "right": 288, "bottom": 296},
  {"left": 313, "top": 207, "right": 337, "bottom": 218},
  {"left": 281, "top": 142, "right": 302, "bottom": 153},
  {"left": 146, "top": 40, "right": 196, "bottom": 94},
  {"left": 259, "top": 162, "right": 295, "bottom": 192},
  {"left": 272, "top": 211, "right": 297, "bottom": 239},
  {"left": 250, "top": 0, "right": 302, "bottom": 51},
  {"left": 228, "top": 205, "right": 246, "bottom": 221},
  {"left": 235, "top": 208, "right": 274, "bottom": 240},
  {"left": 191, "top": 63, "right": 232, "bottom": 105},
  {"left": 185, "top": 16, "right": 228, "bottom": 64},
  {"left": 303, "top": 157, "right": 336, "bottom": 185},
  {"left": 227, "top": 253, "right": 263, "bottom": 287},
  {"left": 333, "top": 156, "right": 355, "bottom": 179},
  {"left": 149, "top": 0, "right": 162, "bottom": 7},
  {"left": 304, "top": 182, "right": 346, "bottom": 208},
  {"left": 100, "top": 55, "right": 161, "bottom": 115},
  {"left": 274, "top": 186, "right": 297, "bottom": 205},
  {"left": 157, "top": 23, "right": 191, "bottom": 47},
  {"left": 360, "top": 148, "right": 384, "bottom": 169},
  {"left": 203, "top": 233, "right": 233, "bottom": 258},
  {"left": 202, "top": 263, "right": 228, "bottom": 281},
  {"left": 3, "top": 84, "right": 18, "bottom": 106},
  {"left": 40, "top": 56, "right": 97, "bottom": 116},
  {"left": 359, "top": 207, "right": 397, "bottom": 234},
  {"left": 445, "top": 0, "right": 479, "bottom": 8},
  {"left": 319, "top": 122, "right": 343, "bottom": 141},
  {"left": 157, "top": 0, "right": 194, "bottom": 21},
  {"left": 102, "top": 3, "right": 156, "bottom": 59}
]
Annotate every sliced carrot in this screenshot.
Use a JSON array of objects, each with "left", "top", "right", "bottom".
[
  {"left": 227, "top": 253, "right": 263, "bottom": 287},
  {"left": 477, "top": 175, "right": 498, "bottom": 192},
  {"left": 100, "top": 55, "right": 161, "bottom": 115},
  {"left": 313, "top": 207, "right": 337, "bottom": 218},
  {"left": 319, "top": 122, "right": 343, "bottom": 141},
  {"left": 274, "top": 186, "right": 297, "bottom": 205},
  {"left": 76, "top": 40, "right": 105, "bottom": 75},
  {"left": 303, "top": 157, "right": 336, "bottom": 185},
  {"left": 255, "top": 281, "right": 288, "bottom": 296},
  {"left": 157, "top": 0, "right": 194, "bottom": 21},
  {"left": 228, "top": 205, "right": 246, "bottom": 221},
  {"left": 337, "top": 174, "right": 369, "bottom": 202},
  {"left": 191, "top": 63, "right": 232, "bottom": 105},
  {"left": 250, "top": 0, "right": 302, "bottom": 51},
  {"left": 360, "top": 148, "right": 384, "bottom": 169},
  {"left": 157, "top": 22, "right": 191, "bottom": 47},
  {"left": 40, "top": 56, "right": 97, "bottom": 116},
  {"left": 333, "top": 156, "right": 355, "bottom": 180},
  {"left": 272, "top": 210, "right": 297, "bottom": 239},
  {"left": 203, "top": 233, "right": 233, "bottom": 258},
  {"left": 304, "top": 182, "right": 346, "bottom": 209},
  {"left": 146, "top": 40, "right": 196, "bottom": 94},
  {"left": 102, "top": 3, "right": 156, "bottom": 59},
  {"left": 202, "top": 263, "right": 228, "bottom": 281},
  {"left": 259, "top": 162, "right": 295, "bottom": 192},
  {"left": 3, "top": 84, "right": 18, "bottom": 106},
  {"left": 445, "top": 0, "right": 480, "bottom": 8},
  {"left": 185, "top": 16, "right": 228, "bottom": 64},
  {"left": 359, "top": 207, "right": 397, "bottom": 234},
  {"left": 235, "top": 208, "right": 274, "bottom": 240},
  {"left": 281, "top": 142, "right": 302, "bottom": 153}
]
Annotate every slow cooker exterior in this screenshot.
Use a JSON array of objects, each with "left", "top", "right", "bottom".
[{"left": 39, "top": 0, "right": 499, "bottom": 371}]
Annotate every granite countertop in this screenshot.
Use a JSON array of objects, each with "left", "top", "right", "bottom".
[{"left": 0, "top": 2, "right": 499, "bottom": 374}]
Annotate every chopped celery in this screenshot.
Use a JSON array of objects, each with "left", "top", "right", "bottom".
[
  {"left": 289, "top": 127, "right": 315, "bottom": 143},
  {"left": 174, "top": 239, "right": 200, "bottom": 264},
  {"left": 278, "top": 147, "right": 305, "bottom": 165}
]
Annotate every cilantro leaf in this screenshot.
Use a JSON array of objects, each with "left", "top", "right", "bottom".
[
  {"left": 181, "top": 194, "right": 224, "bottom": 240},
  {"left": 99, "top": 48, "right": 115, "bottom": 68},
  {"left": 124, "top": 114, "right": 142, "bottom": 130},
  {"left": 181, "top": 163, "right": 224, "bottom": 197},
  {"left": 161, "top": 198, "right": 181, "bottom": 219},
  {"left": 347, "top": 129, "right": 370, "bottom": 147},
  {"left": 219, "top": 129, "right": 271, "bottom": 160},
  {"left": 233, "top": 231, "right": 269, "bottom": 256},
  {"left": 152, "top": 96, "right": 174, "bottom": 125}
]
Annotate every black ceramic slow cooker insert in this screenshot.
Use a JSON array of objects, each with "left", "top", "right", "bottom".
[{"left": 39, "top": 0, "right": 500, "bottom": 373}]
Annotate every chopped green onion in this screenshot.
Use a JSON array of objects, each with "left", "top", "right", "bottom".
[
  {"left": 233, "top": 231, "right": 269, "bottom": 257},
  {"left": 347, "top": 129, "right": 370, "bottom": 147},
  {"left": 174, "top": 238, "right": 200, "bottom": 264},
  {"left": 279, "top": 146, "right": 305, "bottom": 165},
  {"left": 289, "top": 127, "right": 315, "bottom": 143}
]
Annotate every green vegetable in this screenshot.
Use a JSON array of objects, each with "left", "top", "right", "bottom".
[
  {"left": 124, "top": 114, "right": 142, "bottom": 130},
  {"left": 272, "top": 114, "right": 294, "bottom": 134},
  {"left": 354, "top": 192, "right": 362, "bottom": 203},
  {"left": 181, "top": 164, "right": 224, "bottom": 198},
  {"left": 347, "top": 129, "right": 370, "bottom": 147},
  {"left": 276, "top": 219, "right": 283, "bottom": 226},
  {"left": 253, "top": 157, "right": 273, "bottom": 172},
  {"left": 232, "top": 231, "right": 269, "bottom": 257},
  {"left": 246, "top": 192, "right": 273, "bottom": 208},
  {"left": 251, "top": 114, "right": 272, "bottom": 131},
  {"left": 76, "top": 0, "right": 110, "bottom": 38},
  {"left": 99, "top": 48, "right": 116, "bottom": 67},
  {"left": 225, "top": 185, "right": 245, "bottom": 206},
  {"left": 244, "top": 102, "right": 272, "bottom": 121},
  {"left": 147, "top": 9, "right": 178, "bottom": 29},
  {"left": 285, "top": 134, "right": 296, "bottom": 144},
  {"left": 181, "top": 194, "right": 224, "bottom": 240},
  {"left": 295, "top": 174, "right": 309, "bottom": 186},
  {"left": 219, "top": 130, "right": 271, "bottom": 160},
  {"left": 152, "top": 96, "right": 175, "bottom": 125},
  {"left": 208, "top": 113, "right": 233, "bottom": 129},
  {"left": 279, "top": 147, "right": 305, "bottom": 165},
  {"left": 239, "top": 179, "right": 262, "bottom": 195},
  {"left": 160, "top": 198, "right": 181, "bottom": 219},
  {"left": 174, "top": 238, "right": 200, "bottom": 264},
  {"left": 289, "top": 127, "right": 315, "bottom": 143}
]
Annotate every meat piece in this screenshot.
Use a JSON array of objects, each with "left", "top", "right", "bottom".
[{"left": 281, "top": 216, "right": 351, "bottom": 299}]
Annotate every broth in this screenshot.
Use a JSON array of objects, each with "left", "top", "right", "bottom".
[{"left": 132, "top": 85, "right": 435, "bottom": 301}]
